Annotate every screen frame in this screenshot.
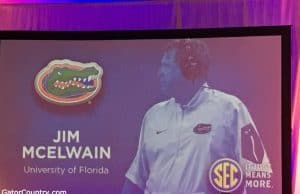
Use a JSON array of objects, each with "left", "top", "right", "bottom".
[{"left": 0, "top": 26, "right": 291, "bottom": 194}]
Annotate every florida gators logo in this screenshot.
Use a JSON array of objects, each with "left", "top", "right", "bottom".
[{"left": 34, "top": 59, "right": 103, "bottom": 105}]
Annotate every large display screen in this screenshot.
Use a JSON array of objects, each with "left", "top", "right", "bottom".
[{"left": 0, "top": 27, "right": 291, "bottom": 194}]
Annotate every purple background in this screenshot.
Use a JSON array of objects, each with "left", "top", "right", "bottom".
[{"left": 0, "top": 36, "right": 281, "bottom": 193}]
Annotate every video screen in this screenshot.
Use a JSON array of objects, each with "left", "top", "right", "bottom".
[{"left": 0, "top": 31, "right": 284, "bottom": 194}]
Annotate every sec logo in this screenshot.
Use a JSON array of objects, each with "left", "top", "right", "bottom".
[{"left": 209, "top": 158, "right": 243, "bottom": 193}]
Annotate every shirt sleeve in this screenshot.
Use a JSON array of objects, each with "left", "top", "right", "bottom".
[
  {"left": 237, "top": 102, "right": 272, "bottom": 173},
  {"left": 125, "top": 115, "right": 149, "bottom": 190}
]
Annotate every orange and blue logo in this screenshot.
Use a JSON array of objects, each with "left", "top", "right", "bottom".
[
  {"left": 209, "top": 158, "right": 243, "bottom": 193},
  {"left": 34, "top": 59, "right": 103, "bottom": 105}
]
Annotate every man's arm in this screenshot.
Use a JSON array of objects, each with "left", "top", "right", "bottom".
[
  {"left": 123, "top": 110, "right": 152, "bottom": 193},
  {"left": 237, "top": 102, "right": 272, "bottom": 173},
  {"left": 121, "top": 178, "right": 143, "bottom": 194}
]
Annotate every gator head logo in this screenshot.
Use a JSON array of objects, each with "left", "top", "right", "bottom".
[{"left": 34, "top": 59, "right": 103, "bottom": 105}]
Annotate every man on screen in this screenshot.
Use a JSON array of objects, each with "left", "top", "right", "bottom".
[{"left": 123, "top": 39, "right": 272, "bottom": 194}]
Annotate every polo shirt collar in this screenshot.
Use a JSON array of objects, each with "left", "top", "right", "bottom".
[{"left": 171, "top": 82, "right": 210, "bottom": 111}]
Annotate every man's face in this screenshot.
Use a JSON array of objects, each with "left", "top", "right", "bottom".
[{"left": 158, "top": 49, "right": 181, "bottom": 96}]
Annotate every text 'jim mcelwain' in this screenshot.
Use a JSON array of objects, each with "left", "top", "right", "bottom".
[{"left": 23, "top": 130, "right": 111, "bottom": 159}]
